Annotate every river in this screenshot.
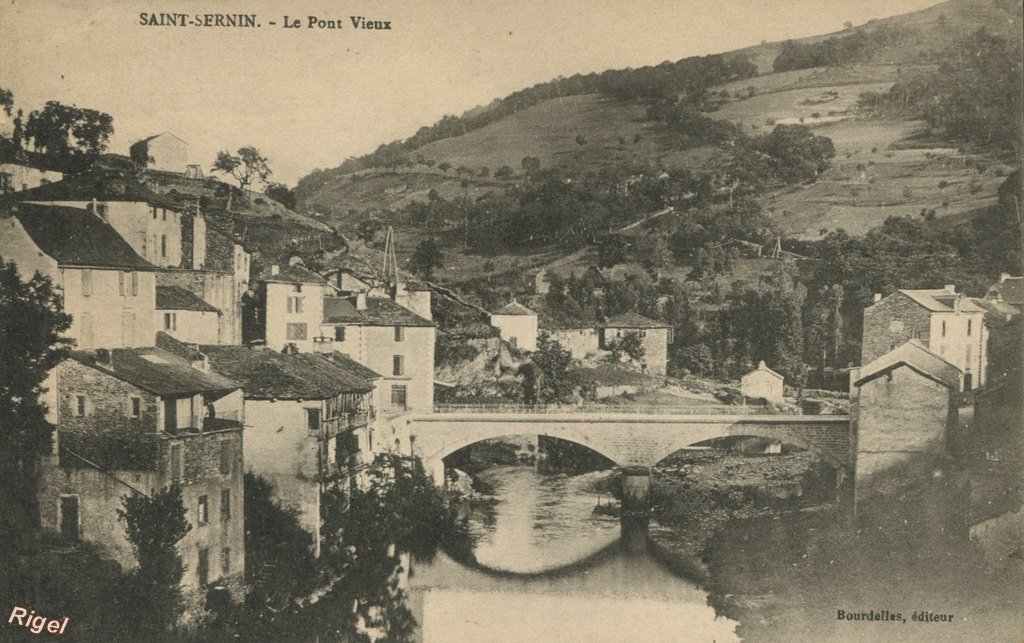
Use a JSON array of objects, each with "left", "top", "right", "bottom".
[{"left": 404, "top": 466, "right": 739, "bottom": 643}]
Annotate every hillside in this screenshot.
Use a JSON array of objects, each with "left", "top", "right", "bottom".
[{"left": 298, "top": 0, "right": 1020, "bottom": 249}]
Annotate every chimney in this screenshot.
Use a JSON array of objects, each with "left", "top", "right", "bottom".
[
  {"left": 873, "top": 293, "right": 882, "bottom": 303},
  {"left": 954, "top": 294, "right": 962, "bottom": 314},
  {"left": 944, "top": 284, "right": 956, "bottom": 293},
  {"left": 271, "top": 264, "right": 280, "bottom": 276},
  {"left": 356, "top": 292, "right": 367, "bottom": 311}
]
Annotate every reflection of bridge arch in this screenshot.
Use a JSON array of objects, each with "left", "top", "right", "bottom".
[{"left": 408, "top": 412, "right": 852, "bottom": 482}]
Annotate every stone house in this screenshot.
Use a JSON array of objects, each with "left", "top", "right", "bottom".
[
  {"left": 260, "top": 260, "right": 330, "bottom": 352},
  {"left": 0, "top": 203, "right": 158, "bottom": 348},
  {"left": 490, "top": 300, "right": 538, "bottom": 351},
  {"left": 198, "top": 342, "right": 378, "bottom": 557},
  {"left": 129, "top": 132, "right": 190, "bottom": 173},
  {"left": 861, "top": 286, "right": 988, "bottom": 390},
  {"left": 984, "top": 273, "right": 1022, "bottom": 312},
  {"left": 157, "top": 285, "right": 221, "bottom": 344},
  {"left": 600, "top": 312, "right": 673, "bottom": 376},
  {"left": 849, "top": 340, "right": 960, "bottom": 503},
  {"left": 37, "top": 343, "right": 246, "bottom": 596},
  {"left": 17, "top": 172, "right": 191, "bottom": 269},
  {"left": 740, "top": 361, "right": 785, "bottom": 403},
  {"left": 0, "top": 161, "right": 62, "bottom": 193},
  {"left": 321, "top": 294, "right": 436, "bottom": 416}
]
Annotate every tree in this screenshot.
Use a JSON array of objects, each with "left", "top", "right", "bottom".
[
  {"left": 24, "top": 100, "right": 113, "bottom": 158},
  {"left": 522, "top": 335, "right": 577, "bottom": 404},
  {"left": 609, "top": 330, "right": 646, "bottom": 363},
  {"left": 0, "top": 87, "right": 12, "bottom": 117},
  {"left": 266, "top": 182, "right": 297, "bottom": 210},
  {"left": 597, "top": 235, "right": 627, "bottom": 268},
  {"left": 211, "top": 146, "right": 272, "bottom": 193},
  {"left": 119, "top": 485, "right": 191, "bottom": 636},
  {"left": 408, "top": 239, "right": 444, "bottom": 280},
  {"left": 0, "top": 260, "right": 73, "bottom": 528}
]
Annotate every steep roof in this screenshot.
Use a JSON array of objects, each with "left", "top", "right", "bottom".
[
  {"left": 970, "top": 297, "right": 1019, "bottom": 322},
  {"left": 985, "top": 275, "right": 1023, "bottom": 306},
  {"left": 742, "top": 361, "right": 784, "bottom": 381},
  {"left": 889, "top": 288, "right": 985, "bottom": 314},
  {"left": 200, "top": 345, "right": 373, "bottom": 399},
  {"left": 70, "top": 346, "right": 240, "bottom": 396},
  {"left": 854, "top": 339, "right": 961, "bottom": 389},
  {"left": 156, "top": 286, "right": 219, "bottom": 312},
  {"left": 263, "top": 263, "right": 327, "bottom": 285},
  {"left": 601, "top": 312, "right": 670, "bottom": 329},
  {"left": 492, "top": 301, "right": 537, "bottom": 316},
  {"left": 5, "top": 203, "right": 154, "bottom": 270},
  {"left": 13, "top": 171, "right": 181, "bottom": 209},
  {"left": 323, "top": 352, "right": 381, "bottom": 382},
  {"left": 323, "top": 296, "right": 434, "bottom": 327}
]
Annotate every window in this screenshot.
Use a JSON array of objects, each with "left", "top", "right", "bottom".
[
  {"left": 286, "top": 323, "right": 307, "bottom": 341},
  {"left": 160, "top": 235, "right": 167, "bottom": 258},
  {"left": 164, "top": 313, "right": 177, "bottom": 331},
  {"left": 287, "top": 296, "right": 304, "bottom": 313},
  {"left": 393, "top": 355, "right": 405, "bottom": 376},
  {"left": 394, "top": 326, "right": 405, "bottom": 342},
  {"left": 306, "top": 408, "right": 321, "bottom": 433},
  {"left": 130, "top": 397, "right": 141, "bottom": 419},
  {"left": 967, "top": 319, "right": 972, "bottom": 336},
  {"left": 131, "top": 271, "right": 138, "bottom": 296},
  {"left": 941, "top": 320, "right": 946, "bottom": 338},
  {"left": 74, "top": 395, "right": 87, "bottom": 417},
  {"left": 197, "top": 495, "right": 209, "bottom": 525},
  {"left": 81, "top": 269, "right": 93, "bottom": 297},
  {"left": 293, "top": 284, "right": 302, "bottom": 293},
  {"left": 151, "top": 206, "right": 158, "bottom": 219},
  {"left": 965, "top": 345, "right": 972, "bottom": 367},
  {"left": 197, "top": 548, "right": 209, "bottom": 586},
  {"left": 509, "top": 336, "right": 518, "bottom": 349},
  {"left": 390, "top": 385, "right": 407, "bottom": 411},
  {"left": 119, "top": 271, "right": 125, "bottom": 295},
  {"left": 0, "top": 173, "right": 11, "bottom": 193},
  {"left": 219, "top": 440, "right": 232, "bottom": 475},
  {"left": 170, "top": 444, "right": 182, "bottom": 482},
  {"left": 334, "top": 326, "right": 346, "bottom": 341},
  {"left": 220, "top": 489, "right": 231, "bottom": 520},
  {"left": 221, "top": 547, "right": 231, "bottom": 576},
  {"left": 161, "top": 210, "right": 167, "bottom": 221}
]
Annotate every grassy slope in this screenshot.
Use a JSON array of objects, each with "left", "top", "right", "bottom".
[{"left": 303, "top": 0, "right": 1021, "bottom": 278}]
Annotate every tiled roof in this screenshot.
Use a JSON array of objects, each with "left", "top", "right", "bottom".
[
  {"left": 893, "top": 289, "right": 985, "bottom": 313},
  {"left": 854, "top": 339, "right": 961, "bottom": 389},
  {"left": 601, "top": 312, "right": 670, "bottom": 329},
  {"left": 970, "top": 297, "right": 1019, "bottom": 322},
  {"left": 13, "top": 170, "right": 181, "bottom": 209},
  {"left": 70, "top": 347, "right": 240, "bottom": 395},
  {"left": 985, "top": 275, "right": 1023, "bottom": 306},
  {"left": 263, "top": 263, "right": 327, "bottom": 284},
  {"left": 492, "top": 301, "right": 537, "bottom": 316},
  {"left": 156, "top": 286, "right": 219, "bottom": 312},
  {"left": 200, "top": 345, "right": 372, "bottom": 399},
  {"left": 323, "top": 351, "right": 381, "bottom": 381},
  {"left": 323, "top": 296, "right": 434, "bottom": 327},
  {"left": 5, "top": 203, "right": 154, "bottom": 270}
]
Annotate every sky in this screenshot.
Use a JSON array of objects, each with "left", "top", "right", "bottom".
[{"left": 0, "top": 0, "right": 943, "bottom": 185}]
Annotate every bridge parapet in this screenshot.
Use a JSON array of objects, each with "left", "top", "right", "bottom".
[
  {"left": 433, "top": 403, "right": 780, "bottom": 416},
  {"left": 409, "top": 412, "right": 852, "bottom": 482}
]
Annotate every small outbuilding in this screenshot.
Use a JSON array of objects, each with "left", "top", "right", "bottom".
[
  {"left": 490, "top": 300, "right": 538, "bottom": 351},
  {"left": 740, "top": 361, "right": 785, "bottom": 403}
]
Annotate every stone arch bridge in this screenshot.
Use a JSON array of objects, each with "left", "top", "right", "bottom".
[{"left": 406, "top": 407, "right": 851, "bottom": 515}]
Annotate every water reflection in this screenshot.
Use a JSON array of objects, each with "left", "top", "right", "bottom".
[{"left": 406, "top": 466, "right": 738, "bottom": 643}]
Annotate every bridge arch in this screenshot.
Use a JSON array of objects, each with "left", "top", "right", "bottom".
[
  {"left": 428, "top": 426, "right": 624, "bottom": 472},
  {"left": 648, "top": 427, "right": 847, "bottom": 470}
]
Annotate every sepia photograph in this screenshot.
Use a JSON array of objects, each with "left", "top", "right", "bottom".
[{"left": 0, "top": 1, "right": 1021, "bottom": 641}]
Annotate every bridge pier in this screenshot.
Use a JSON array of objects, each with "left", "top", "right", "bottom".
[{"left": 621, "top": 466, "right": 651, "bottom": 521}]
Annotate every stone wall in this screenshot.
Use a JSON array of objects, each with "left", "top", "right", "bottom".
[
  {"left": 861, "top": 292, "right": 931, "bottom": 364},
  {"left": 853, "top": 365, "right": 954, "bottom": 503},
  {"left": 546, "top": 328, "right": 599, "bottom": 360}
]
